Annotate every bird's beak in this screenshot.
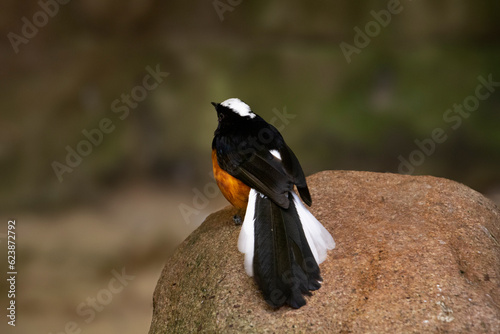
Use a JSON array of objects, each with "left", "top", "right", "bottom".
[{"left": 211, "top": 102, "right": 218, "bottom": 108}]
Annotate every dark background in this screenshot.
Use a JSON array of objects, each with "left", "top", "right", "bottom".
[{"left": 1, "top": 1, "right": 499, "bottom": 333}]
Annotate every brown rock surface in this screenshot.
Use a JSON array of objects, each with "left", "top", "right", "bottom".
[{"left": 149, "top": 171, "right": 500, "bottom": 333}]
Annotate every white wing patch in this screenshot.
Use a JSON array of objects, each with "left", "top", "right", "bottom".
[
  {"left": 221, "top": 98, "right": 256, "bottom": 119},
  {"left": 270, "top": 149, "right": 281, "bottom": 160}
]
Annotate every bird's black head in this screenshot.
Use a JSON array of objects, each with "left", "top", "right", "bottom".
[{"left": 211, "top": 98, "right": 257, "bottom": 132}]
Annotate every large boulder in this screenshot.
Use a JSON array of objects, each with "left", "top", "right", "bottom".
[{"left": 149, "top": 171, "right": 500, "bottom": 333}]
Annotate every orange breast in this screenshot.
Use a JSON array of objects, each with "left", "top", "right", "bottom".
[{"left": 212, "top": 149, "right": 250, "bottom": 209}]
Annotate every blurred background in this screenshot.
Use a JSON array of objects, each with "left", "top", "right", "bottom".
[{"left": 1, "top": 1, "right": 499, "bottom": 333}]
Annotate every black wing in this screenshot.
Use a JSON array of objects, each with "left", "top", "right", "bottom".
[
  {"left": 281, "top": 143, "right": 311, "bottom": 206},
  {"left": 214, "top": 122, "right": 311, "bottom": 209}
]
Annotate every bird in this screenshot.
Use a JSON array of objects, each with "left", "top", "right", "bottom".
[{"left": 211, "top": 98, "right": 335, "bottom": 309}]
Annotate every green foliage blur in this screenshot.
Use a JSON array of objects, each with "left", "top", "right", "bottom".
[{"left": 1, "top": 0, "right": 500, "bottom": 211}]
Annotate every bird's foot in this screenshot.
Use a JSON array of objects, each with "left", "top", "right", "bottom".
[{"left": 233, "top": 214, "right": 243, "bottom": 225}]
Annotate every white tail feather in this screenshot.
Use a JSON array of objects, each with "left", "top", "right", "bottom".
[
  {"left": 291, "top": 192, "right": 335, "bottom": 264},
  {"left": 237, "top": 188, "right": 257, "bottom": 276},
  {"left": 237, "top": 189, "right": 335, "bottom": 277}
]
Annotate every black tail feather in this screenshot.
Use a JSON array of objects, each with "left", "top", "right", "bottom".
[{"left": 253, "top": 192, "right": 321, "bottom": 309}]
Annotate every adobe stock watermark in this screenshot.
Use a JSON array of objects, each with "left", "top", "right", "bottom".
[
  {"left": 340, "top": 0, "right": 413, "bottom": 64},
  {"left": 7, "top": 0, "right": 71, "bottom": 54},
  {"left": 178, "top": 106, "right": 296, "bottom": 224},
  {"left": 213, "top": 0, "right": 243, "bottom": 21},
  {"left": 48, "top": 267, "right": 135, "bottom": 334},
  {"left": 51, "top": 64, "right": 169, "bottom": 182},
  {"left": 398, "top": 74, "right": 499, "bottom": 174}
]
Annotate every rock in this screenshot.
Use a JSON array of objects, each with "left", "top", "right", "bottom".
[{"left": 149, "top": 171, "right": 500, "bottom": 333}]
